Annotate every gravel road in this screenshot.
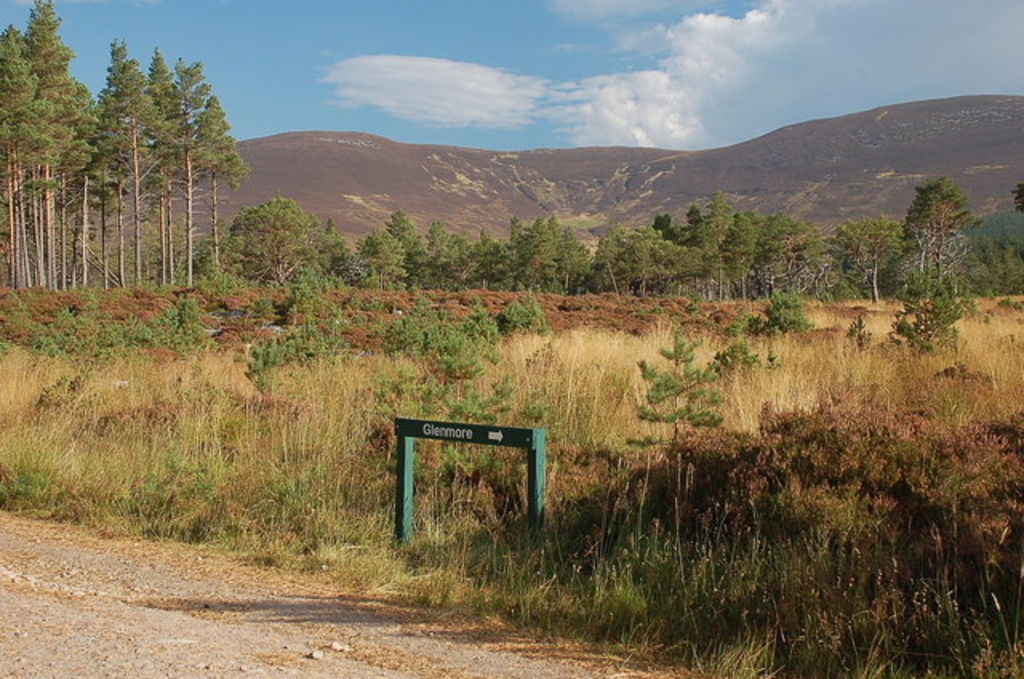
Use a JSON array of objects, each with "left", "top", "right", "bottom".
[{"left": 0, "top": 513, "right": 673, "bottom": 678}]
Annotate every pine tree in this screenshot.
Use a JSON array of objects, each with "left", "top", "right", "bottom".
[
  {"left": 226, "top": 196, "right": 321, "bottom": 285},
  {"left": 97, "top": 40, "right": 153, "bottom": 285},
  {"left": 833, "top": 217, "right": 903, "bottom": 303},
  {"left": 197, "top": 94, "right": 248, "bottom": 270},
  {"left": 383, "top": 210, "right": 425, "bottom": 286},
  {"left": 636, "top": 328, "right": 722, "bottom": 446},
  {"left": 146, "top": 49, "right": 177, "bottom": 285},
  {"left": 422, "top": 221, "right": 472, "bottom": 290},
  {"left": 0, "top": 26, "right": 38, "bottom": 288},
  {"left": 24, "top": 0, "right": 81, "bottom": 289},
  {"left": 905, "top": 176, "right": 976, "bottom": 276},
  {"left": 357, "top": 228, "right": 407, "bottom": 290},
  {"left": 170, "top": 58, "right": 211, "bottom": 286},
  {"left": 467, "top": 231, "right": 510, "bottom": 290},
  {"left": 57, "top": 81, "right": 93, "bottom": 289}
]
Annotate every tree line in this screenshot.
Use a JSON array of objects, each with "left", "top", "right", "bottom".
[
  {"left": 4, "top": 3, "right": 1023, "bottom": 302},
  {"left": 0, "top": 0, "right": 247, "bottom": 291},
  {"left": 222, "top": 176, "right": 1024, "bottom": 301}
]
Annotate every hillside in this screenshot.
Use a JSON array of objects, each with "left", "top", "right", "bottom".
[{"left": 224, "top": 95, "right": 1024, "bottom": 237}]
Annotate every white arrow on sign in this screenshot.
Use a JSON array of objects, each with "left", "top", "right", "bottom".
[{"left": 487, "top": 430, "right": 504, "bottom": 443}]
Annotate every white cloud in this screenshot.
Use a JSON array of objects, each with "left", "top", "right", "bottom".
[
  {"left": 552, "top": 0, "right": 1024, "bottom": 148},
  {"left": 551, "top": 1, "right": 797, "bottom": 147},
  {"left": 550, "top": 71, "right": 705, "bottom": 147},
  {"left": 323, "top": 0, "right": 1024, "bottom": 149},
  {"left": 323, "top": 55, "right": 551, "bottom": 130}
]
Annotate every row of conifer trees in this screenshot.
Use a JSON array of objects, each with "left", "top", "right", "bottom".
[{"left": 0, "top": 0, "right": 247, "bottom": 291}]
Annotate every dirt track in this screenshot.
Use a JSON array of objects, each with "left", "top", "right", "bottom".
[{"left": 0, "top": 513, "right": 674, "bottom": 678}]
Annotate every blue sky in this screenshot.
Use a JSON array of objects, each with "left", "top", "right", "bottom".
[{"left": 5, "top": 0, "right": 1024, "bottom": 150}]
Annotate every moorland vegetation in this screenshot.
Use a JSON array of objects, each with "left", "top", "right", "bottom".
[
  {"left": 2, "top": 281, "right": 1024, "bottom": 678},
  {"left": 5, "top": 3, "right": 1024, "bottom": 677}
]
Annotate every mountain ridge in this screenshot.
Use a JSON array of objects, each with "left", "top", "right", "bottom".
[{"left": 223, "top": 95, "right": 1024, "bottom": 237}]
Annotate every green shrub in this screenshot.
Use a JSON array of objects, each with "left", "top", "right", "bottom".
[
  {"left": 761, "top": 291, "right": 813, "bottom": 334},
  {"left": 496, "top": 294, "right": 550, "bottom": 335},
  {"left": 712, "top": 339, "right": 761, "bottom": 374},
  {"left": 891, "top": 272, "right": 967, "bottom": 353},
  {"left": 194, "top": 269, "right": 244, "bottom": 298},
  {"left": 155, "top": 296, "right": 209, "bottom": 355},
  {"left": 728, "top": 293, "right": 813, "bottom": 337},
  {"left": 382, "top": 297, "right": 499, "bottom": 382},
  {"left": 283, "top": 268, "right": 335, "bottom": 321},
  {"left": 130, "top": 453, "right": 222, "bottom": 543},
  {"left": 246, "top": 319, "right": 349, "bottom": 393},
  {"left": 0, "top": 467, "right": 56, "bottom": 509}
]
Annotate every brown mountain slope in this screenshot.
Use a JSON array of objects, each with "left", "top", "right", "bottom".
[{"left": 224, "top": 95, "right": 1024, "bottom": 237}]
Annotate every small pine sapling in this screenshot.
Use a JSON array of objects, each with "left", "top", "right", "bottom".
[
  {"left": 636, "top": 328, "right": 722, "bottom": 446},
  {"left": 890, "top": 272, "right": 967, "bottom": 353}
]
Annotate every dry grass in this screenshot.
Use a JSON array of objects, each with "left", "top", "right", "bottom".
[
  {"left": 4, "top": 297, "right": 1024, "bottom": 500},
  {"left": 3, "top": 297, "right": 1024, "bottom": 677}
]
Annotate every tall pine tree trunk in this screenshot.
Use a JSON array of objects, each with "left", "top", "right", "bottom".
[
  {"left": 165, "top": 179, "right": 175, "bottom": 285},
  {"left": 45, "top": 165, "right": 57, "bottom": 290},
  {"left": 158, "top": 190, "right": 167, "bottom": 286},
  {"left": 211, "top": 172, "right": 220, "bottom": 269},
  {"left": 32, "top": 169, "right": 45, "bottom": 288},
  {"left": 4, "top": 152, "right": 16, "bottom": 288},
  {"left": 117, "top": 180, "right": 125, "bottom": 286},
  {"left": 59, "top": 175, "right": 68, "bottom": 290},
  {"left": 80, "top": 175, "right": 89, "bottom": 288},
  {"left": 16, "top": 172, "right": 29, "bottom": 289},
  {"left": 131, "top": 125, "right": 143, "bottom": 286},
  {"left": 100, "top": 177, "right": 109, "bottom": 289},
  {"left": 184, "top": 149, "right": 194, "bottom": 286}
]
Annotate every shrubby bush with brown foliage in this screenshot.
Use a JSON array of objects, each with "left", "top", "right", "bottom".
[{"left": 537, "top": 404, "right": 1024, "bottom": 675}]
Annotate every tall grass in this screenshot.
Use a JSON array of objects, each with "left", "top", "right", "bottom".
[{"left": 2, "top": 295, "right": 1024, "bottom": 676}]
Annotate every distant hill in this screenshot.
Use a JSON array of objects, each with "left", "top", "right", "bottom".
[{"left": 224, "top": 95, "right": 1024, "bottom": 238}]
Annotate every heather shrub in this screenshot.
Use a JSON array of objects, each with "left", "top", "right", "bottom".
[
  {"left": 0, "top": 290, "right": 208, "bottom": 358},
  {"left": 559, "top": 404, "right": 1024, "bottom": 675}
]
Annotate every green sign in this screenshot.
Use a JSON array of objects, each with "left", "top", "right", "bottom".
[
  {"left": 394, "top": 417, "right": 546, "bottom": 543},
  {"left": 395, "top": 418, "right": 536, "bottom": 448}
]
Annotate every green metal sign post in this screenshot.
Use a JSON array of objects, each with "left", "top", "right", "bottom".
[{"left": 394, "top": 417, "right": 546, "bottom": 543}]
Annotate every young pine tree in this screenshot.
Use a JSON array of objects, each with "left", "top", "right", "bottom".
[{"left": 636, "top": 328, "right": 722, "bottom": 446}]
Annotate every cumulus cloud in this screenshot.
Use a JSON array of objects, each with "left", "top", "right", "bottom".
[
  {"left": 552, "top": 0, "right": 801, "bottom": 147},
  {"left": 550, "top": 71, "right": 705, "bottom": 147},
  {"left": 554, "top": 0, "right": 1024, "bottom": 148},
  {"left": 323, "top": 55, "right": 551, "bottom": 130}
]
